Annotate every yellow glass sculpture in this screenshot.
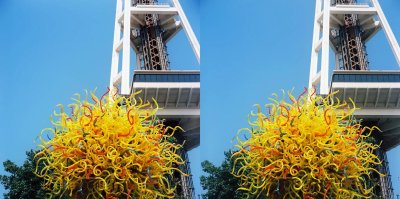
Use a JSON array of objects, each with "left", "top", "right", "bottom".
[
  {"left": 35, "top": 89, "right": 185, "bottom": 199},
  {"left": 232, "top": 89, "right": 383, "bottom": 199}
]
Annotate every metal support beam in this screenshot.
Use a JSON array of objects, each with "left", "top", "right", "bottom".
[
  {"left": 160, "top": 15, "right": 176, "bottom": 26},
  {"left": 172, "top": 0, "right": 200, "bottom": 63},
  {"left": 363, "top": 20, "right": 380, "bottom": 31},
  {"left": 130, "top": 7, "right": 178, "bottom": 15},
  {"left": 320, "top": 0, "right": 331, "bottom": 95},
  {"left": 375, "top": 88, "right": 381, "bottom": 107},
  {"left": 156, "top": 108, "right": 200, "bottom": 117},
  {"left": 315, "top": 39, "right": 323, "bottom": 52},
  {"left": 330, "top": 7, "right": 377, "bottom": 15},
  {"left": 380, "top": 118, "right": 400, "bottom": 132},
  {"left": 309, "top": 0, "right": 322, "bottom": 90},
  {"left": 110, "top": 0, "right": 123, "bottom": 90},
  {"left": 385, "top": 88, "right": 392, "bottom": 108},
  {"left": 186, "top": 88, "right": 193, "bottom": 108},
  {"left": 155, "top": 87, "right": 159, "bottom": 102},
  {"left": 112, "top": 72, "right": 122, "bottom": 86},
  {"left": 343, "top": 87, "right": 346, "bottom": 102},
  {"left": 360, "top": 15, "right": 375, "bottom": 25},
  {"left": 371, "top": 0, "right": 400, "bottom": 66},
  {"left": 164, "top": 21, "right": 182, "bottom": 43},
  {"left": 176, "top": 88, "right": 181, "bottom": 107},
  {"left": 331, "top": 14, "right": 344, "bottom": 26},
  {"left": 144, "top": 87, "right": 148, "bottom": 102},
  {"left": 312, "top": 71, "right": 321, "bottom": 86},
  {"left": 121, "top": 0, "right": 132, "bottom": 95},
  {"left": 165, "top": 88, "right": 170, "bottom": 108},
  {"left": 180, "top": 118, "right": 200, "bottom": 132},
  {"left": 354, "top": 88, "right": 358, "bottom": 103},
  {"left": 116, "top": 39, "right": 123, "bottom": 52},
  {"left": 364, "top": 88, "right": 369, "bottom": 107},
  {"left": 131, "top": 15, "right": 144, "bottom": 26},
  {"left": 354, "top": 108, "right": 400, "bottom": 117}
]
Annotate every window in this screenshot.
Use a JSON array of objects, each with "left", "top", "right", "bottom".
[
  {"left": 372, "top": 75, "right": 378, "bottom": 82},
  {"left": 133, "top": 73, "right": 200, "bottom": 82},
  {"left": 338, "top": 75, "right": 344, "bottom": 81},
  {"left": 360, "top": 75, "right": 366, "bottom": 82},
  {"left": 161, "top": 74, "right": 167, "bottom": 82},
  {"left": 388, "top": 75, "right": 395, "bottom": 82},
  {"left": 384, "top": 75, "right": 389, "bottom": 81},
  {"left": 354, "top": 75, "right": 360, "bottom": 82}
]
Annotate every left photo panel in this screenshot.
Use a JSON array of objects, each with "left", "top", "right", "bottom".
[{"left": 0, "top": 0, "right": 200, "bottom": 198}]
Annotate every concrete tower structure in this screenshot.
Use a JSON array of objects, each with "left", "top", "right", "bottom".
[
  {"left": 109, "top": 0, "right": 200, "bottom": 198},
  {"left": 309, "top": 0, "right": 400, "bottom": 198}
]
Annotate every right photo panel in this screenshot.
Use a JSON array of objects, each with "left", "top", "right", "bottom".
[{"left": 200, "top": 0, "right": 400, "bottom": 198}]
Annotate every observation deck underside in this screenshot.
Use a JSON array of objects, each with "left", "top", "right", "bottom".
[
  {"left": 130, "top": 70, "right": 200, "bottom": 151},
  {"left": 331, "top": 70, "right": 400, "bottom": 150}
]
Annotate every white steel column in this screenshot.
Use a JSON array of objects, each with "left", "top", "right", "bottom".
[
  {"left": 172, "top": 0, "right": 200, "bottom": 63},
  {"left": 136, "top": 53, "right": 141, "bottom": 70},
  {"left": 371, "top": 0, "right": 400, "bottom": 66},
  {"left": 121, "top": 0, "right": 132, "bottom": 95},
  {"left": 309, "top": 0, "right": 322, "bottom": 90},
  {"left": 320, "top": 0, "right": 331, "bottom": 95},
  {"left": 110, "top": 0, "right": 123, "bottom": 89}
]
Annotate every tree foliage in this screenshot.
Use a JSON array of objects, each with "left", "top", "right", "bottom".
[
  {"left": 200, "top": 150, "right": 255, "bottom": 199},
  {"left": 0, "top": 150, "right": 51, "bottom": 199}
]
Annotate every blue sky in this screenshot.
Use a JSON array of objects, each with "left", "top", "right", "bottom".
[{"left": 1, "top": 0, "right": 400, "bottom": 197}]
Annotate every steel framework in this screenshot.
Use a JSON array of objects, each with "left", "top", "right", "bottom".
[
  {"left": 308, "top": 0, "right": 400, "bottom": 95},
  {"left": 133, "top": 0, "right": 170, "bottom": 70},
  {"left": 110, "top": 0, "right": 200, "bottom": 95},
  {"left": 332, "top": 0, "right": 369, "bottom": 70}
]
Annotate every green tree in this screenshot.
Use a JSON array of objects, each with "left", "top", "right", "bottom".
[
  {"left": 0, "top": 150, "right": 51, "bottom": 199},
  {"left": 200, "top": 150, "right": 255, "bottom": 199}
]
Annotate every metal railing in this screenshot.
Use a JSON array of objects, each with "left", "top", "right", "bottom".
[
  {"left": 132, "top": 0, "right": 172, "bottom": 7},
  {"left": 331, "top": 0, "right": 372, "bottom": 6},
  {"left": 332, "top": 73, "right": 400, "bottom": 82}
]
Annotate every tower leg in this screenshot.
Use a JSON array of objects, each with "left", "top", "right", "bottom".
[
  {"left": 110, "top": 0, "right": 123, "bottom": 90},
  {"left": 371, "top": 0, "right": 400, "bottom": 66},
  {"left": 309, "top": 0, "right": 322, "bottom": 91},
  {"left": 121, "top": 0, "right": 132, "bottom": 95},
  {"left": 320, "top": 0, "right": 331, "bottom": 95},
  {"left": 172, "top": 0, "right": 200, "bottom": 63}
]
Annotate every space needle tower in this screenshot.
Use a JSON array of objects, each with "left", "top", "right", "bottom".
[
  {"left": 108, "top": 0, "right": 200, "bottom": 198},
  {"left": 309, "top": 0, "right": 400, "bottom": 198}
]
